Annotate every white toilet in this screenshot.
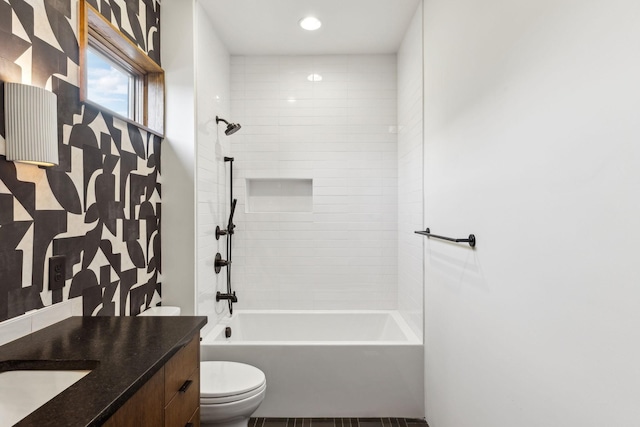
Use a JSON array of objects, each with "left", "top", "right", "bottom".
[
  {"left": 200, "top": 361, "right": 266, "bottom": 427},
  {"left": 139, "top": 306, "right": 266, "bottom": 427}
]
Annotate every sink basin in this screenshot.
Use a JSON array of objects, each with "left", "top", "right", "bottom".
[{"left": 0, "top": 370, "right": 91, "bottom": 426}]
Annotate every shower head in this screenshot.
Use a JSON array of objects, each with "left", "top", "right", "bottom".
[
  {"left": 225, "top": 122, "right": 241, "bottom": 135},
  {"left": 216, "top": 116, "right": 242, "bottom": 136}
]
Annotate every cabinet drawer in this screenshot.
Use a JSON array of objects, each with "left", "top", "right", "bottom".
[
  {"left": 165, "top": 368, "right": 199, "bottom": 427},
  {"left": 165, "top": 334, "right": 199, "bottom": 405},
  {"left": 185, "top": 407, "right": 200, "bottom": 427}
]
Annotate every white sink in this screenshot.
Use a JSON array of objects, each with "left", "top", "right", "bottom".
[{"left": 0, "top": 370, "right": 91, "bottom": 426}]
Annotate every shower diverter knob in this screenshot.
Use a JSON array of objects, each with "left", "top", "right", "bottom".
[{"left": 214, "top": 253, "right": 231, "bottom": 274}]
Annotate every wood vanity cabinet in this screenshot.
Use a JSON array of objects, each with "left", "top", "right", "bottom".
[
  {"left": 103, "top": 334, "right": 200, "bottom": 427},
  {"left": 164, "top": 334, "right": 200, "bottom": 427}
]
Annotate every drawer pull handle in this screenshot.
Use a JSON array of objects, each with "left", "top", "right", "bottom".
[
  {"left": 185, "top": 424, "right": 194, "bottom": 427},
  {"left": 179, "top": 379, "right": 193, "bottom": 393}
]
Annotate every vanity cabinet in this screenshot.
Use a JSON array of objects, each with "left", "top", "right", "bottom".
[
  {"left": 102, "top": 368, "right": 164, "bottom": 426},
  {"left": 164, "top": 334, "right": 200, "bottom": 427},
  {"left": 103, "top": 334, "right": 200, "bottom": 427}
]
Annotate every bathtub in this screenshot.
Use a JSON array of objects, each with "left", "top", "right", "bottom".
[{"left": 200, "top": 310, "right": 424, "bottom": 417}]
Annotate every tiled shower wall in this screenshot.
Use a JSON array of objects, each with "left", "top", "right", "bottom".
[
  {"left": 195, "top": 4, "right": 231, "bottom": 336},
  {"left": 0, "top": 0, "right": 162, "bottom": 322},
  {"left": 397, "top": 4, "right": 424, "bottom": 337},
  {"left": 229, "top": 55, "right": 398, "bottom": 310}
]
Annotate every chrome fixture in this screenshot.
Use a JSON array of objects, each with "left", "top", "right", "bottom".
[
  {"left": 216, "top": 116, "right": 242, "bottom": 136},
  {"left": 4, "top": 83, "right": 58, "bottom": 166}
]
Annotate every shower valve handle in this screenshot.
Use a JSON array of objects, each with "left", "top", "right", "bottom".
[
  {"left": 214, "top": 253, "right": 231, "bottom": 274},
  {"left": 215, "top": 225, "right": 229, "bottom": 240},
  {"left": 215, "top": 254, "right": 230, "bottom": 266},
  {"left": 216, "top": 291, "right": 238, "bottom": 303}
]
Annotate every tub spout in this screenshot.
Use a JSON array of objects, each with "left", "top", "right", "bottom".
[{"left": 216, "top": 291, "right": 238, "bottom": 303}]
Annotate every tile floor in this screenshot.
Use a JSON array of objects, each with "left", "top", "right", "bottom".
[{"left": 250, "top": 418, "right": 429, "bottom": 427}]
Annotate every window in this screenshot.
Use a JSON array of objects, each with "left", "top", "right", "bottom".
[
  {"left": 79, "top": 1, "right": 164, "bottom": 135},
  {"left": 86, "top": 46, "right": 135, "bottom": 119}
]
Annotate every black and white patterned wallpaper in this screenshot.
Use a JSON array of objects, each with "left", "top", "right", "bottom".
[
  {"left": 0, "top": 0, "right": 162, "bottom": 322},
  {"left": 86, "top": 0, "right": 161, "bottom": 65}
]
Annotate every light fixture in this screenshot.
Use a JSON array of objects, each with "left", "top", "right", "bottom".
[
  {"left": 307, "top": 74, "right": 323, "bottom": 82},
  {"left": 4, "top": 82, "right": 58, "bottom": 167},
  {"left": 299, "top": 16, "right": 322, "bottom": 31}
]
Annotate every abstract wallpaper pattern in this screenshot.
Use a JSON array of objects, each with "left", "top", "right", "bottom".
[{"left": 0, "top": 0, "right": 162, "bottom": 322}]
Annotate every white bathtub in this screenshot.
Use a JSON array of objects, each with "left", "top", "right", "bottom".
[{"left": 201, "top": 310, "right": 424, "bottom": 417}]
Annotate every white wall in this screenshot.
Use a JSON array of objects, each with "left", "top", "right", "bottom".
[
  {"left": 422, "top": 0, "right": 640, "bottom": 425},
  {"left": 397, "top": 3, "right": 424, "bottom": 338},
  {"left": 161, "top": 0, "right": 196, "bottom": 314},
  {"left": 194, "top": 2, "right": 232, "bottom": 336},
  {"left": 230, "top": 55, "right": 398, "bottom": 310}
]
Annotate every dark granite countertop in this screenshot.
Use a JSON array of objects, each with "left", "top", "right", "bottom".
[{"left": 0, "top": 315, "right": 207, "bottom": 427}]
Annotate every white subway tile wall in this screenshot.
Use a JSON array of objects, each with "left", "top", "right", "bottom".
[
  {"left": 397, "top": 5, "right": 425, "bottom": 339},
  {"left": 230, "top": 55, "right": 398, "bottom": 310},
  {"left": 195, "top": 8, "right": 232, "bottom": 336}
]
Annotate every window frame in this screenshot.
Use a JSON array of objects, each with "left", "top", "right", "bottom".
[{"left": 79, "top": 1, "right": 164, "bottom": 136}]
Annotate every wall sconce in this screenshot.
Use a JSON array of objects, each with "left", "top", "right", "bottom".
[{"left": 4, "top": 82, "right": 58, "bottom": 167}]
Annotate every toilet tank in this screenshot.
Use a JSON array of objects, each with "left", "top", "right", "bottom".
[{"left": 138, "top": 306, "right": 181, "bottom": 316}]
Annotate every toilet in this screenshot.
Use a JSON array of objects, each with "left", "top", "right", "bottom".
[
  {"left": 139, "top": 306, "right": 266, "bottom": 427},
  {"left": 200, "top": 361, "right": 266, "bottom": 427}
]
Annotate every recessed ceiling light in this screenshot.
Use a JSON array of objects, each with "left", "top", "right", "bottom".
[
  {"left": 307, "top": 74, "right": 323, "bottom": 82},
  {"left": 299, "top": 16, "right": 322, "bottom": 31}
]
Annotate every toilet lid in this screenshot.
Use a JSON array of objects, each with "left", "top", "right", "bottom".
[{"left": 201, "top": 361, "right": 266, "bottom": 398}]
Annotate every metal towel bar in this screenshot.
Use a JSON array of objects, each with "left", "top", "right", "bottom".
[{"left": 415, "top": 228, "right": 476, "bottom": 248}]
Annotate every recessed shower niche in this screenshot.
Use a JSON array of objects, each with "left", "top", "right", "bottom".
[{"left": 245, "top": 179, "right": 313, "bottom": 213}]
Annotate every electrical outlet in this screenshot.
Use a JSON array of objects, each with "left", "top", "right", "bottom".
[{"left": 48, "top": 255, "right": 66, "bottom": 291}]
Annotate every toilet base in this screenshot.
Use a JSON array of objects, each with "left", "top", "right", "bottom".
[{"left": 200, "top": 384, "right": 266, "bottom": 427}]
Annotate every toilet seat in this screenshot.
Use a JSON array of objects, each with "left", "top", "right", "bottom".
[
  {"left": 201, "top": 361, "right": 266, "bottom": 404},
  {"left": 201, "top": 381, "right": 266, "bottom": 405}
]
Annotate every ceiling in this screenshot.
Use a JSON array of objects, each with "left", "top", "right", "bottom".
[{"left": 198, "top": 0, "right": 422, "bottom": 55}]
